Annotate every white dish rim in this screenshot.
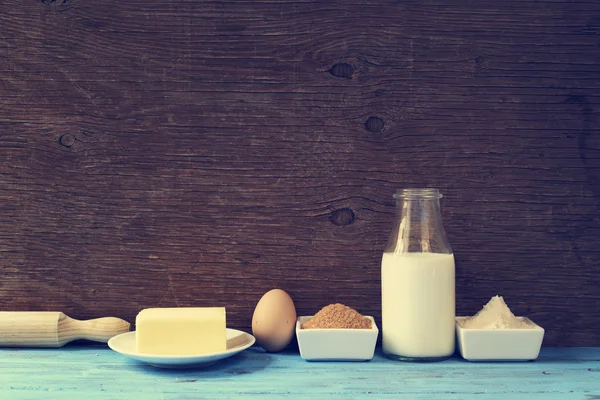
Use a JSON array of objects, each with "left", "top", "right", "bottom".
[
  {"left": 296, "top": 315, "right": 379, "bottom": 332},
  {"left": 455, "top": 316, "right": 544, "bottom": 331},
  {"left": 108, "top": 328, "right": 255, "bottom": 360}
]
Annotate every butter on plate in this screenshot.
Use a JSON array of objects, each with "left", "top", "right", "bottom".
[{"left": 135, "top": 307, "right": 226, "bottom": 355}]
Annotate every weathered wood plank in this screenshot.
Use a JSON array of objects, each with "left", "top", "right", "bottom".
[
  {"left": 0, "top": 347, "right": 598, "bottom": 399},
  {"left": 0, "top": 0, "right": 599, "bottom": 345}
]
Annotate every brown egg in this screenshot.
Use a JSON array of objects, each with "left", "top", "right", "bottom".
[{"left": 252, "top": 289, "right": 297, "bottom": 352}]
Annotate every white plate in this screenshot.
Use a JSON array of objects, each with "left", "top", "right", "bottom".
[
  {"left": 296, "top": 316, "right": 378, "bottom": 361},
  {"left": 456, "top": 317, "right": 545, "bottom": 361},
  {"left": 108, "top": 329, "right": 255, "bottom": 368}
]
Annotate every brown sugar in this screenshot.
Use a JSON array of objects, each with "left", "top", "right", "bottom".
[{"left": 301, "top": 303, "right": 371, "bottom": 329}]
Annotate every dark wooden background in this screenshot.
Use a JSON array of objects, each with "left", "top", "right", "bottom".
[{"left": 1, "top": 0, "right": 599, "bottom": 347}]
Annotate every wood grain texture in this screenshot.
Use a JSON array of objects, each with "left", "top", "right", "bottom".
[
  {"left": 0, "top": 346, "right": 599, "bottom": 398},
  {"left": 0, "top": 0, "right": 599, "bottom": 345}
]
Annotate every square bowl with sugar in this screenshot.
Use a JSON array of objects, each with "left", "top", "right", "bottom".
[
  {"left": 456, "top": 296, "right": 545, "bottom": 361},
  {"left": 296, "top": 303, "right": 378, "bottom": 361}
]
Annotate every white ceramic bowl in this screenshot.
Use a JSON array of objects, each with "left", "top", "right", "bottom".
[
  {"left": 456, "top": 316, "right": 545, "bottom": 361},
  {"left": 296, "top": 316, "right": 379, "bottom": 361}
]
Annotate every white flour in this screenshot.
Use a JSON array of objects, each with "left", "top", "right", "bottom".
[{"left": 461, "top": 295, "right": 531, "bottom": 329}]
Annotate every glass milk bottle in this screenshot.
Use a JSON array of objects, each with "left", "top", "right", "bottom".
[{"left": 381, "top": 188, "right": 455, "bottom": 361}]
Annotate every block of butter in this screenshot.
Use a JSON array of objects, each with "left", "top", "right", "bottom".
[{"left": 135, "top": 307, "right": 226, "bottom": 355}]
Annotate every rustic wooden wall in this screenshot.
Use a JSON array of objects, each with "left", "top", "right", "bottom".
[{"left": 1, "top": 0, "right": 599, "bottom": 347}]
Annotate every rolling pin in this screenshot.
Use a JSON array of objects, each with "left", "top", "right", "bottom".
[{"left": 0, "top": 312, "right": 130, "bottom": 347}]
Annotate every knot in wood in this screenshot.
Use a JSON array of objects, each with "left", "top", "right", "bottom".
[
  {"left": 40, "top": 0, "right": 71, "bottom": 5},
  {"left": 365, "top": 116, "right": 384, "bottom": 133},
  {"left": 458, "top": 277, "right": 475, "bottom": 288},
  {"left": 329, "top": 63, "right": 354, "bottom": 79},
  {"left": 475, "top": 56, "right": 485, "bottom": 65},
  {"left": 59, "top": 133, "right": 76, "bottom": 148},
  {"left": 329, "top": 208, "right": 355, "bottom": 226}
]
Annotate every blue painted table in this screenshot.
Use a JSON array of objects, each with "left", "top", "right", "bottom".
[{"left": 0, "top": 346, "right": 598, "bottom": 399}]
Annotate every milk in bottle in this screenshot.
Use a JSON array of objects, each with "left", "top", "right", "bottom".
[{"left": 381, "top": 188, "right": 455, "bottom": 361}]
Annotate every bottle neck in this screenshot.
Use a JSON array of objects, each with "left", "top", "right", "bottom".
[{"left": 385, "top": 190, "right": 451, "bottom": 254}]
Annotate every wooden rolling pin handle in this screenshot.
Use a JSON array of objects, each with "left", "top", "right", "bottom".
[{"left": 57, "top": 315, "right": 131, "bottom": 347}]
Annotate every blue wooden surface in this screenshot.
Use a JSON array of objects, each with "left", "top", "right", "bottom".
[{"left": 0, "top": 346, "right": 598, "bottom": 399}]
